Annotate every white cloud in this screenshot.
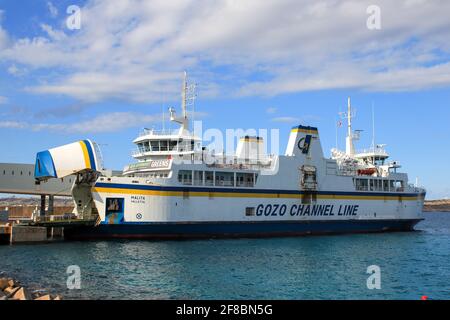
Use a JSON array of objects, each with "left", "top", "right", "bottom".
[
  {"left": 0, "top": 112, "right": 160, "bottom": 134},
  {"left": 27, "top": 70, "right": 181, "bottom": 103},
  {"left": 1, "top": 0, "right": 450, "bottom": 102},
  {"left": 0, "top": 120, "right": 24, "bottom": 129},
  {"left": 266, "top": 107, "right": 278, "bottom": 114},
  {"left": 47, "top": 2, "right": 58, "bottom": 18},
  {"left": 40, "top": 24, "right": 66, "bottom": 41},
  {"left": 0, "top": 10, "right": 9, "bottom": 50},
  {"left": 271, "top": 114, "right": 320, "bottom": 124},
  {"left": 0, "top": 96, "right": 8, "bottom": 104},
  {"left": 7, "top": 64, "right": 27, "bottom": 77},
  {"left": 271, "top": 117, "right": 301, "bottom": 124}
]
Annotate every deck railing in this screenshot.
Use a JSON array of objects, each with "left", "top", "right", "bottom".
[
  {"left": 138, "top": 129, "right": 181, "bottom": 137},
  {"left": 355, "top": 148, "right": 388, "bottom": 156}
]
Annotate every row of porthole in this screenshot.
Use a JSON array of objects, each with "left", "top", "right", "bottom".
[
  {"left": 2, "top": 170, "right": 32, "bottom": 176},
  {"left": 2, "top": 170, "right": 72, "bottom": 183}
]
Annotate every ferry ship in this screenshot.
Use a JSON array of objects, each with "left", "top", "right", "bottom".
[{"left": 34, "top": 73, "right": 426, "bottom": 239}]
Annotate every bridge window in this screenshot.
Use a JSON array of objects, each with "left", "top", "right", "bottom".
[
  {"left": 355, "top": 178, "right": 368, "bottom": 191},
  {"left": 372, "top": 179, "right": 383, "bottom": 191},
  {"left": 160, "top": 140, "right": 168, "bottom": 151},
  {"left": 215, "top": 172, "right": 234, "bottom": 187},
  {"left": 178, "top": 170, "right": 192, "bottom": 185},
  {"left": 205, "top": 171, "right": 214, "bottom": 186},
  {"left": 150, "top": 141, "right": 159, "bottom": 152},
  {"left": 383, "top": 180, "right": 389, "bottom": 192},
  {"left": 169, "top": 140, "right": 178, "bottom": 151},
  {"left": 389, "top": 180, "right": 395, "bottom": 191},
  {"left": 194, "top": 171, "right": 203, "bottom": 185},
  {"left": 236, "top": 173, "right": 255, "bottom": 187}
]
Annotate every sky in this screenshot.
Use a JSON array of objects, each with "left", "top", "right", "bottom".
[{"left": 0, "top": 0, "right": 449, "bottom": 199}]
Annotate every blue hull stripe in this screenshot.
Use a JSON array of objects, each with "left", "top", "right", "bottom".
[
  {"left": 64, "top": 219, "right": 423, "bottom": 240},
  {"left": 94, "top": 182, "right": 422, "bottom": 198}
]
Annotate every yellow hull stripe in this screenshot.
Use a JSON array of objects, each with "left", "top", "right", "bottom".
[
  {"left": 239, "top": 139, "right": 263, "bottom": 143},
  {"left": 291, "top": 129, "right": 319, "bottom": 134},
  {"left": 93, "top": 187, "right": 419, "bottom": 201},
  {"left": 79, "top": 141, "right": 92, "bottom": 169}
]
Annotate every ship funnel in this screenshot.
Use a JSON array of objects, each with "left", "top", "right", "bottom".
[{"left": 285, "top": 125, "right": 323, "bottom": 159}]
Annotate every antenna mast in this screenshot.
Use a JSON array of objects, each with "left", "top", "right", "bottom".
[
  {"left": 372, "top": 102, "right": 375, "bottom": 164},
  {"left": 181, "top": 71, "right": 188, "bottom": 120},
  {"left": 169, "top": 71, "right": 196, "bottom": 132},
  {"left": 339, "top": 97, "right": 356, "bottom": 156}
]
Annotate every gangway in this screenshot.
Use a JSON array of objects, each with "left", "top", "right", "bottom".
[{"left": 33, "top": 140, "right": 105, "bottom": 225}]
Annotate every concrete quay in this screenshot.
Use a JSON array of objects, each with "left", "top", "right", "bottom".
[{"left": 0, "top": 224, "right": 64, "bottom": 245}]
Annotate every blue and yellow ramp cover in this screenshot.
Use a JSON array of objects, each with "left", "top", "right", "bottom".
[{"left": 35, "top": 140, "right": 98, "bottom": 179}]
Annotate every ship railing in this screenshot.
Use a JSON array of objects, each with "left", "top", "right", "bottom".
[
  {"left": 138, "top": 128, "right": 181, "bottom": 137},
  {"left": 205, "top": 154, "right": 275, "bottom": 169},
  {"left": 355, "top": 148, "right": 388, "bottom": 156},
  {"left": 408, "top": 184, "right": 426, "bottom": 193},
  {"left": 132, "top": 148, "right": 196, "bottom": 157},
  {"left": 126, "top": 153, "right": 276, "bottom": 170},
  {"left": 35, "top": 213, "right": 78, "bottom": 223}
]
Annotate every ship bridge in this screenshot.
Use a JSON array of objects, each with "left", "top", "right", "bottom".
[
  {"left": 132, "top": 128, "right": 202, "bottom": 160},
  {"left": 124, "top": 72, "right": 203, "bottom": 177},
  {"left": 354, "top": 146, "right": 389, "bottom": 165},
  {"left": 331, "top": 98, "right": 400, "bottom": 178}
]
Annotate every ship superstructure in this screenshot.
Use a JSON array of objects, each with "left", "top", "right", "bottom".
[{"left": 34, "top": 73, "right": 426, "bottom": 239}]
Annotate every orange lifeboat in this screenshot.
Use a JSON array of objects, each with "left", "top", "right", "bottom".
[{"left": 357, "top": 168, "right": 377, "bottom": 176}]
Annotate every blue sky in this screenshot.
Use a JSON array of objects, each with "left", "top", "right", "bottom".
[{"left": 0, "top": 0, "right": 450, "bottom": 199}]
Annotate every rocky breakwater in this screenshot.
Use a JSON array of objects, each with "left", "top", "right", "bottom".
[
  {"left": 424, "top": 199, "right": 450, "bottom": 212},
  {"left": 0, "top": 277, "right": 62, "bottom": 301}
]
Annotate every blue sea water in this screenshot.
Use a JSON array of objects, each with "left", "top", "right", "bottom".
[{"left": 1, "top": 212, "right": 450, "bottom": 300}]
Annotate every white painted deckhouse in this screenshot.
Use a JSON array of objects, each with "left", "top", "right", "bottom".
[{"left": 34, "top": 73, "right": 426, "bottom": 239}]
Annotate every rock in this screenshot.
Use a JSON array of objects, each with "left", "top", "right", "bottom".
[
  {"left": 7, "top": 279, "right": 15, "bottom": 287},
  {"left": 0, "top": 277, "right": 62, "bottom": 301},
  {"left": 3, "top": 286, "right": 18, "bottom": 295},
  {"left": 12, "top": 287, "right": 31, "bottom": 300},
  {"left": 35, "top": 294, "right": 51, "bottom": 301},
  {"left": 4, "top": 286, "right": 20, "bottom": 299},
  {"left": 0, "top": 278, "right": 9, "bottom": 290}
]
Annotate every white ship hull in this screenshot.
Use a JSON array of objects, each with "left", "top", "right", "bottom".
[{"left": 64, "top": 181, "right": 425, "bottom": 240}]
